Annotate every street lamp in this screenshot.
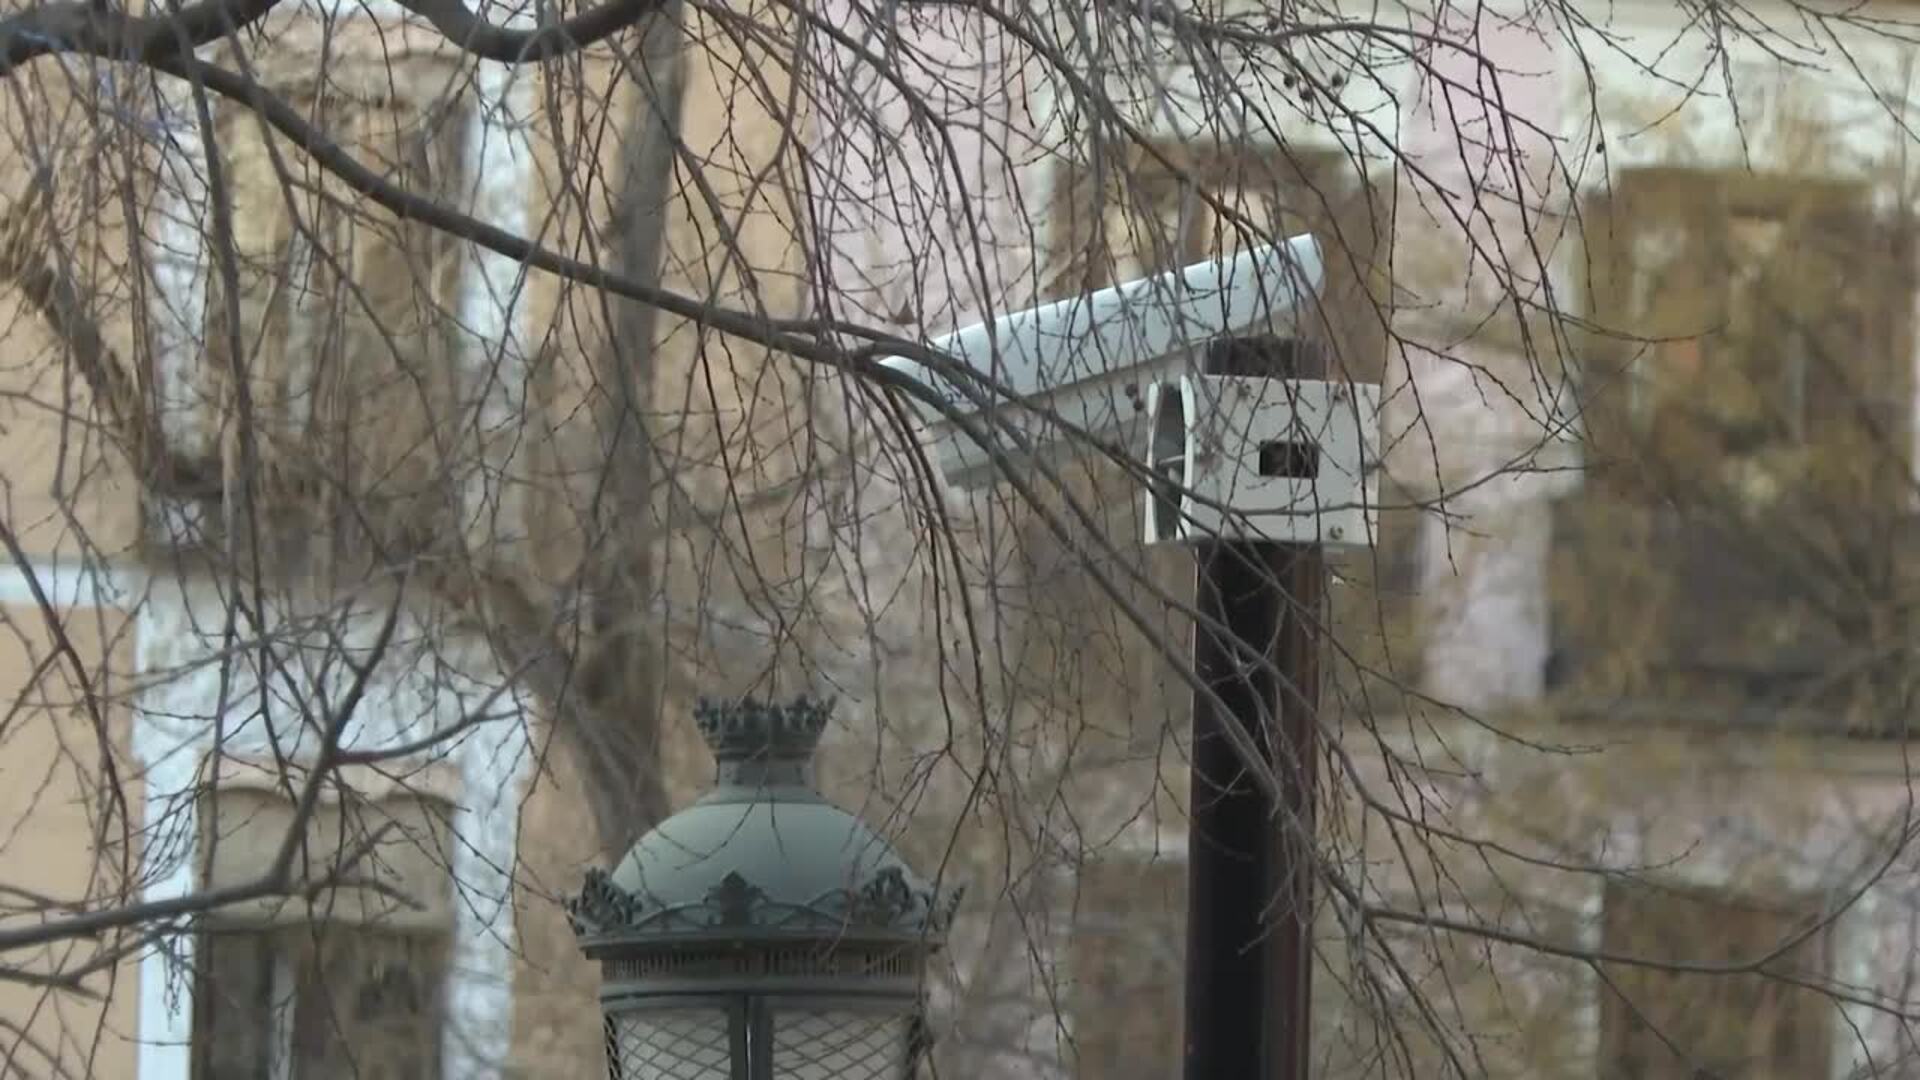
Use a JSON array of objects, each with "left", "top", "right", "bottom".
[{"left": 568, "top": 696, "right": 953, "bottom": 1080}]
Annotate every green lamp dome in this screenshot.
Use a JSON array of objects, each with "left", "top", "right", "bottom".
[{"left": 568, "top": 697, "right": 952, "bottom": 947}]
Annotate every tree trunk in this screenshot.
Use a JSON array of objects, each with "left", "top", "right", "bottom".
[{"left": 570, "top": 1, "right": 687, "bottom": 861}]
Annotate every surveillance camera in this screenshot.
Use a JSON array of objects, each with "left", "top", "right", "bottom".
[
  {"left": 1143, "top": 372, "right": 1379, "bottom": 548},
  {"left": 881, "top": 234, "right": 1324, "bottom": 492}
]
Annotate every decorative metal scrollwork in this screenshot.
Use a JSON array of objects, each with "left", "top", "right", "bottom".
[
  {"left": 694, "top": 696, "right": 835, "bottom": 762},
  {"left": 849, "top": 866, "right": 920, "bottom": 925},
  {"left": 566, "top": 867, "right": 641, "bottom": 937},
  {"left": 706, "top": 871, "right": 769, "bottom": 927},
  {"left": 568, "top": 864, "right": 948, "bottom": 943}
]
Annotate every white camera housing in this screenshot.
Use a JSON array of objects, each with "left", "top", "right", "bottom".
[
  {"left": 1143, "top": 374, "right": 1380, "bottom": 548},
  {"left": 881, "top": 234, "right": 1324, "bottom": 491}
]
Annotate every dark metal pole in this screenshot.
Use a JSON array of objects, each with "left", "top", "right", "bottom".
[{"left": 1184, "top": 336, "right": 1324, "bottom": 1080}]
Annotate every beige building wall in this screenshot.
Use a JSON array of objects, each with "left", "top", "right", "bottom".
[
  {"left": 0, "top": 598, "right": 141, "bottom": 1079},
  {"left": 0, "top": 39, "right": 149, "bottom": 1076}
]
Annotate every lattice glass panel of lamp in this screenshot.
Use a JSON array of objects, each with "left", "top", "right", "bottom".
[
  {"left": 610, "top": 1008, "right": 735, "bottom": 1080},
  {"left": 770, "top": 1009, "right": 911, "bottom": 1080}
]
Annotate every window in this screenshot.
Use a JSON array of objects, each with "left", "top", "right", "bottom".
[
  {"left": 1067, "top": 854, "right": 1186, "bottom": 1079},
  {"left": 1545, "top": 493, "right": 1850, "bottom": 713},
  {"left": 195, "top": 928, "right": 448, "bottom": 1080},
  {"left": 1581, "top": 170, "right": 1913, "bottom": 510},
  {"left": 1046, "top": 143, "right": 1218, "bottom": 299},
  {"left": 1047, "top": 142, "right": 1372, "bottom": 306},
  {"left": 1598, "top": 879, "right": 1832, "bottom": 1079},
  {"left": 190, "top": 755, "right": 457, "bottom": 1080},
  {"left": 1553, "top": 170, "right": 1915, "bottom": 720},
  {"left": 164, "top": 46, "right": 473, "bottom": 556},
  {"left": 1046, "top": 141, "right": 1383, "bottom": 378}
]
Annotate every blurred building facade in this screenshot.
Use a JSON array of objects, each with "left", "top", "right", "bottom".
[{"left": 7, "top": 0, "right": 1920, "bottom": 1077}]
